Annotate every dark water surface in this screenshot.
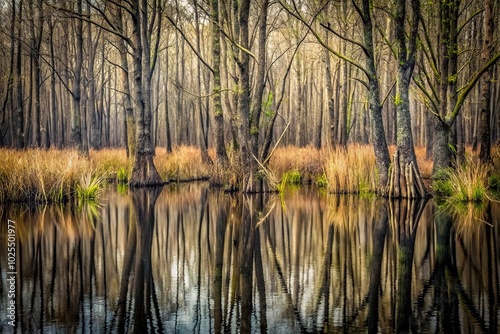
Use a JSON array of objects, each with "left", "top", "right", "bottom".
[{"left": 0, "top": 184, "right": 499, "bottom": 333}]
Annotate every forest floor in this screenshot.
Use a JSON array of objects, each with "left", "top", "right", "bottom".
[{"left": 0, "top": 145, "right": 497, "bottom": 204}]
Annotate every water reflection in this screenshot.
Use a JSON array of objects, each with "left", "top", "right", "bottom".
[{"left": 0, "top": 184, "right": 498, "bottom": 333}]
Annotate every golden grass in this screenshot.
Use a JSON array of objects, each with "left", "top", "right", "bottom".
[
  {"left": 324, "top": 145, "right": 377, "bottom": 193},
  {"left": 154, "top": 146, "right": 210, "bottom": 181},
  {"left": 414, "top": 146, "right": 433, "bottom": 178},
  {"left": 0, "top": 144, "right": 494, "bottom": 203},
  {"left": 0, "top": 148, "right": 87, "bottom": 203},
  {"left": 268, "top": 146, "right": 325, "bottom": 184},
  {"left": 0, "top": 146, "right": 211, "bottom": 203}
]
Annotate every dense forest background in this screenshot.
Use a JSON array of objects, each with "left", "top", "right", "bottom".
[{"left": 0, "top": 0, "right": 498, "bottom": 190}]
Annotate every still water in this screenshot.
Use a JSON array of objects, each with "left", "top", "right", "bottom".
[{"left": 0, "top": 184, "right": 499, "bottom": 333}]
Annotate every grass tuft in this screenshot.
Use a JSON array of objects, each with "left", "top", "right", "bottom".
[
  {"left": 433, "top": 154, "right": 491, "bottom": 203},
  {"left": 76, "top": 171, "right": 108, "bottom": 201}
]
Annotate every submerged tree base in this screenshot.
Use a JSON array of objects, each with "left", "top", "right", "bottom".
[
  {"left": 387, "top": 149, "right": 429, "bottom": 199},
  {"left": 129, "top": 152, "right": 164, "bottom": 187}
]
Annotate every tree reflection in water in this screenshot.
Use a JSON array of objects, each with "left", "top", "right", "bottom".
[{"left": 0, "top": 184, "right": 498, "bottom": 333}]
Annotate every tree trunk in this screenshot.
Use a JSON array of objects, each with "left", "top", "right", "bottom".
[
  {"left": 29, "top": 0, "right": 43, "bottom": 148},
  {"left": 49, "top": 17, "right": 58, "bottom": 148},
  {"left": 193, "top": 0, "right": 212, "bottom": 164},
  {"left": 164, "top": 46, "right": 172, "bottom": 153},
  {"left": 479, "top": 0, "right": 493, "bottom": 163},
  {"left": 14, "top": 0, "right": 26, "bottom": 149},
  {"left": 324, "top": 33, "right": 335, "bottom": 148},
  {"left": 388, "top": 0, "right": 427, "bottom": 198},
  {"left": 361, "top": 0, "right": 390, "bottom": 191},
  {"left": 248, "top": 0, "right": 269, "bottom": 192},
  {"left": 237, "top": 0, "right": 253, "bottom": 192},
  {"left": 115, "top": 0, "right": 135, "bottom": 157},
  {"left": 70, "top": 0, "right": 85, "bottom": 155},
  {"left": 129, "top": 0, "right": 162, "bottom": 187},
  {"left": 88, "top": 9, "right": 101, "bottom": 150}
]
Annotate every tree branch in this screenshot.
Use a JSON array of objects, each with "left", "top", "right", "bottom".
[
  {"left": 165, "top": 15, "right": 215, "bottom": 74},
  {"left": 279, "top": 0, "right": 369, "bottom": 77},
  {"left": 448, "top": 51, "right": 500, "bottom": 124}
]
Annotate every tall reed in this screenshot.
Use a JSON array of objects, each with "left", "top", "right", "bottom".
[
  {"left": 433, "top": 154, "right": 491, "bottom": 202},
  {"left": 325, "top": 145, "right": 377, "bottom": 194},
  {"left": 0, "top": 149, "right": 86, "bottom": 203}
]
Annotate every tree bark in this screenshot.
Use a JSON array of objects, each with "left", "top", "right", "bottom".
[
  {"left": 15, "top": 0, "right": 24, "bottom": 148},
  {"left": 70, "top": 0, "right": 86, "bottom": 155},
  {"left": 361, "top": 0, "right": 391, "bottom": 191},
  {"left": 324, "top": 33, "right": 335, "bottom": 148},
  {"left": 479, "top": 0, "right": 493, "bottom": 163},
  {"left": 129, "top": 0, "right": 162, "bottom": 187},
  {"left": 237, "top": 0, "right": 253, "bottom": 192},
  {"left": 164, "top": 46, "right": 172, "bottom": 153},
  {"left": 88, "top": 7, "right": 101, "bottom": 150},
  {"left": 193, "top": 0, "right": 212, "bottom": 164},
  {"left": 48, "top": 16, "right": 59, "bottom": 148},
  {"left": 248, "top": 0, "right": 269, "bottom": 192},
  {"left": 389, "top": 0, "right": 428, "bottom": 198},
  {"left": 115, "top": 1, "right": 135, "bottom": 157}
]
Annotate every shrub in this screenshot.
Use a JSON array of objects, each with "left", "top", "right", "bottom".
[
  {"left": 75, "top": 171, "right": 108, "bottom": 201},
  {"left": 434, "top": 154, "right": 491, "bottom": 203}
]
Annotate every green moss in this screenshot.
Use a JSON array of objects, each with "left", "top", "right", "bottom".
[{"left": 393, "top": 93, "right": 403, "bottom": 106}]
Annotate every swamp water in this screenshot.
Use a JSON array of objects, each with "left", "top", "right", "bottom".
[{"left": 0, "top": 184, "right": 499, "bottom": 333}]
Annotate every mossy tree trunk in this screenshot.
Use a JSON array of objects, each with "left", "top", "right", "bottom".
[
  {"left": 248, "top": 0, "right": 269, "bottom": 193},
  {"left": 388, "top": 0, "right": 428, "bottom": 198},
  {"left": 417, "top": 0, "right": 500, "bottom": 176},
  {"left": 210, "top": 0, "right": 228, "bottom": 165},
  {"left": 236, "top": 0, "right": 253, "bottom": 192},
  {"left": 479, "top": 0, "right": 494, "bottom": 163},
  {"left": 359, "top": 0, "right": 391, "bottom": 192}
]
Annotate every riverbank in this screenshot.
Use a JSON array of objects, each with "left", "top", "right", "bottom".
[{"left": 0, "top": 145, "right": 497, "bottom": 203}]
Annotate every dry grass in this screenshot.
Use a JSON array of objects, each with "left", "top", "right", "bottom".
[
  {"left": 0, "top": 146, "right": 211, "bottom": 203},
  {"left": 0, "top": 149, "right": 87, "bottom": 203},
  {"left": 2, "top": 144, "right": 494, "bottom": 203},
  {"left": 268, "top": 146, "right": 325, "bottom": 184},
  {"left": 324, "top": 145, "right": 377, "bottom": 193},
  {"left": 414, "top": 146, "right": 433, "bottom": 178},
  {"left": 154, "top": 146, "right": 210, "bottom": 181}
]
